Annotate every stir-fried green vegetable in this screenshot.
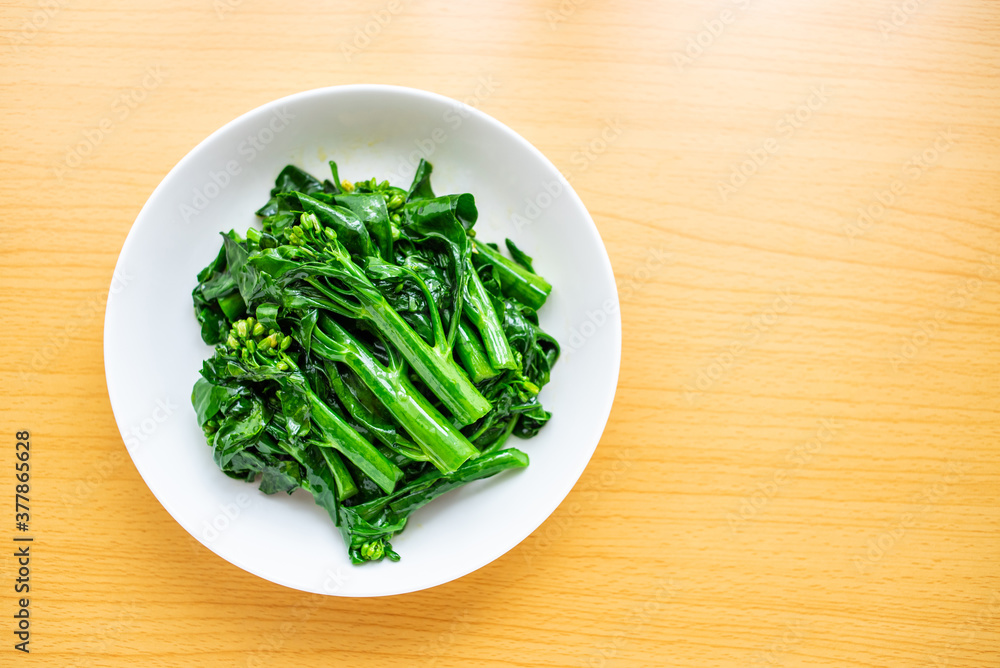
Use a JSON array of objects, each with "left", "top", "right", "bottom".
[{"left": 190, "top": 159, "right": 559, "bottom": 564}]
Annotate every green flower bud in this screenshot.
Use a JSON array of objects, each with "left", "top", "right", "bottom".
[
  {"left": 518, "top": 380, "right": 540, "bottom": 400},
  {"left": 227, "top": 335, "right": 240, "bottom": 350},
  {"left": 234, "top": 320, "right": 248, "bottom": 339},
  {"left": 252, "top": 323, "right": 265, "bottom": 337},
  {"left": 360, "top": 540, "right": 383, "bottom": 561},
  {"left": 245, "top": 338, "right": 256, "bottom": 354},
  {"left": 276, "top": 361, "right": 289, "bottom": 371},
  {"left": 280, "top": 335, "right": 292, "bottom": 351},
  {"left": 257, "top": 336, "right": 272, "bottom": 351},
  {"left": 301, "top": 212, "right": 320, "bottom": 231}
]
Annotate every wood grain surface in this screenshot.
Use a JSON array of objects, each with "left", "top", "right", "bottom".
[{"left": 2, "top": 0, "right": 999, "bottom": 666}]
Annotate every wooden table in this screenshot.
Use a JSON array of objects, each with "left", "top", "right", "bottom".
[{"left": 3, "top": 0, "right": 998, "bottom": 665}]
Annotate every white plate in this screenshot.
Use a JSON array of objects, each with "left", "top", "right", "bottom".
[{"left": 104, "top": 85, "right": 621, "bottom": 596}]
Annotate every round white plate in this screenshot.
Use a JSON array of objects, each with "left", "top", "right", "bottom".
[{"left": 104, "top": 85, "right": 621, "bottom": 596}]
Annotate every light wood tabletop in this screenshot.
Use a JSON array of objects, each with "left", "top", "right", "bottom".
[{"left": 3, "top": 0, "right": 999, "bottom": 666}]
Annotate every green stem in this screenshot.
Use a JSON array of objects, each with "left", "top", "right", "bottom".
[
  {"left": 318, "top": 447, "right": 358, "bottom": 501},
  {"left": 325, "top": 362, "right": 432, "bottom": 463},
  {"left": 326, "top": 366, "right": 396, "bottom": 446},
  {"left": 455, "top": 319, "right": 499, "bottom": 383},
  {"left": 324, "top": 245, "right": 490, "bottom": 425},
  {"left": 390, "top": 448, "right": 527, "bottom": 516},
  {"left": 353, "top": 449, "right": 529, "bottom": 522},
  {"left": 471, "top": 239, "right": 551, "bottom": 310},
  {"left": 360, "top": 292, "right": 489, "bottom": 425},
  {"left": 306, "top": 391, "right": 402, "bottom": 493},
  {"left": 313, "top": 316, "right": 481, "bottom": 474},
  {"left": 463, "top": 261, "right": 516, "bottom": 369}
]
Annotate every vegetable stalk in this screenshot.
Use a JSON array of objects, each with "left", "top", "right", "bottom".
[
  {"left": 311, "top": 314, "right": 480, "bottom": 475},
  {"left": 471, "top": 239, "right": 552, "bottom": 310}
]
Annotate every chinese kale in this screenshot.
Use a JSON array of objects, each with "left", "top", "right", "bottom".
[{"left": 191, "top": 159, "right": 559, "bottom": 564}]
